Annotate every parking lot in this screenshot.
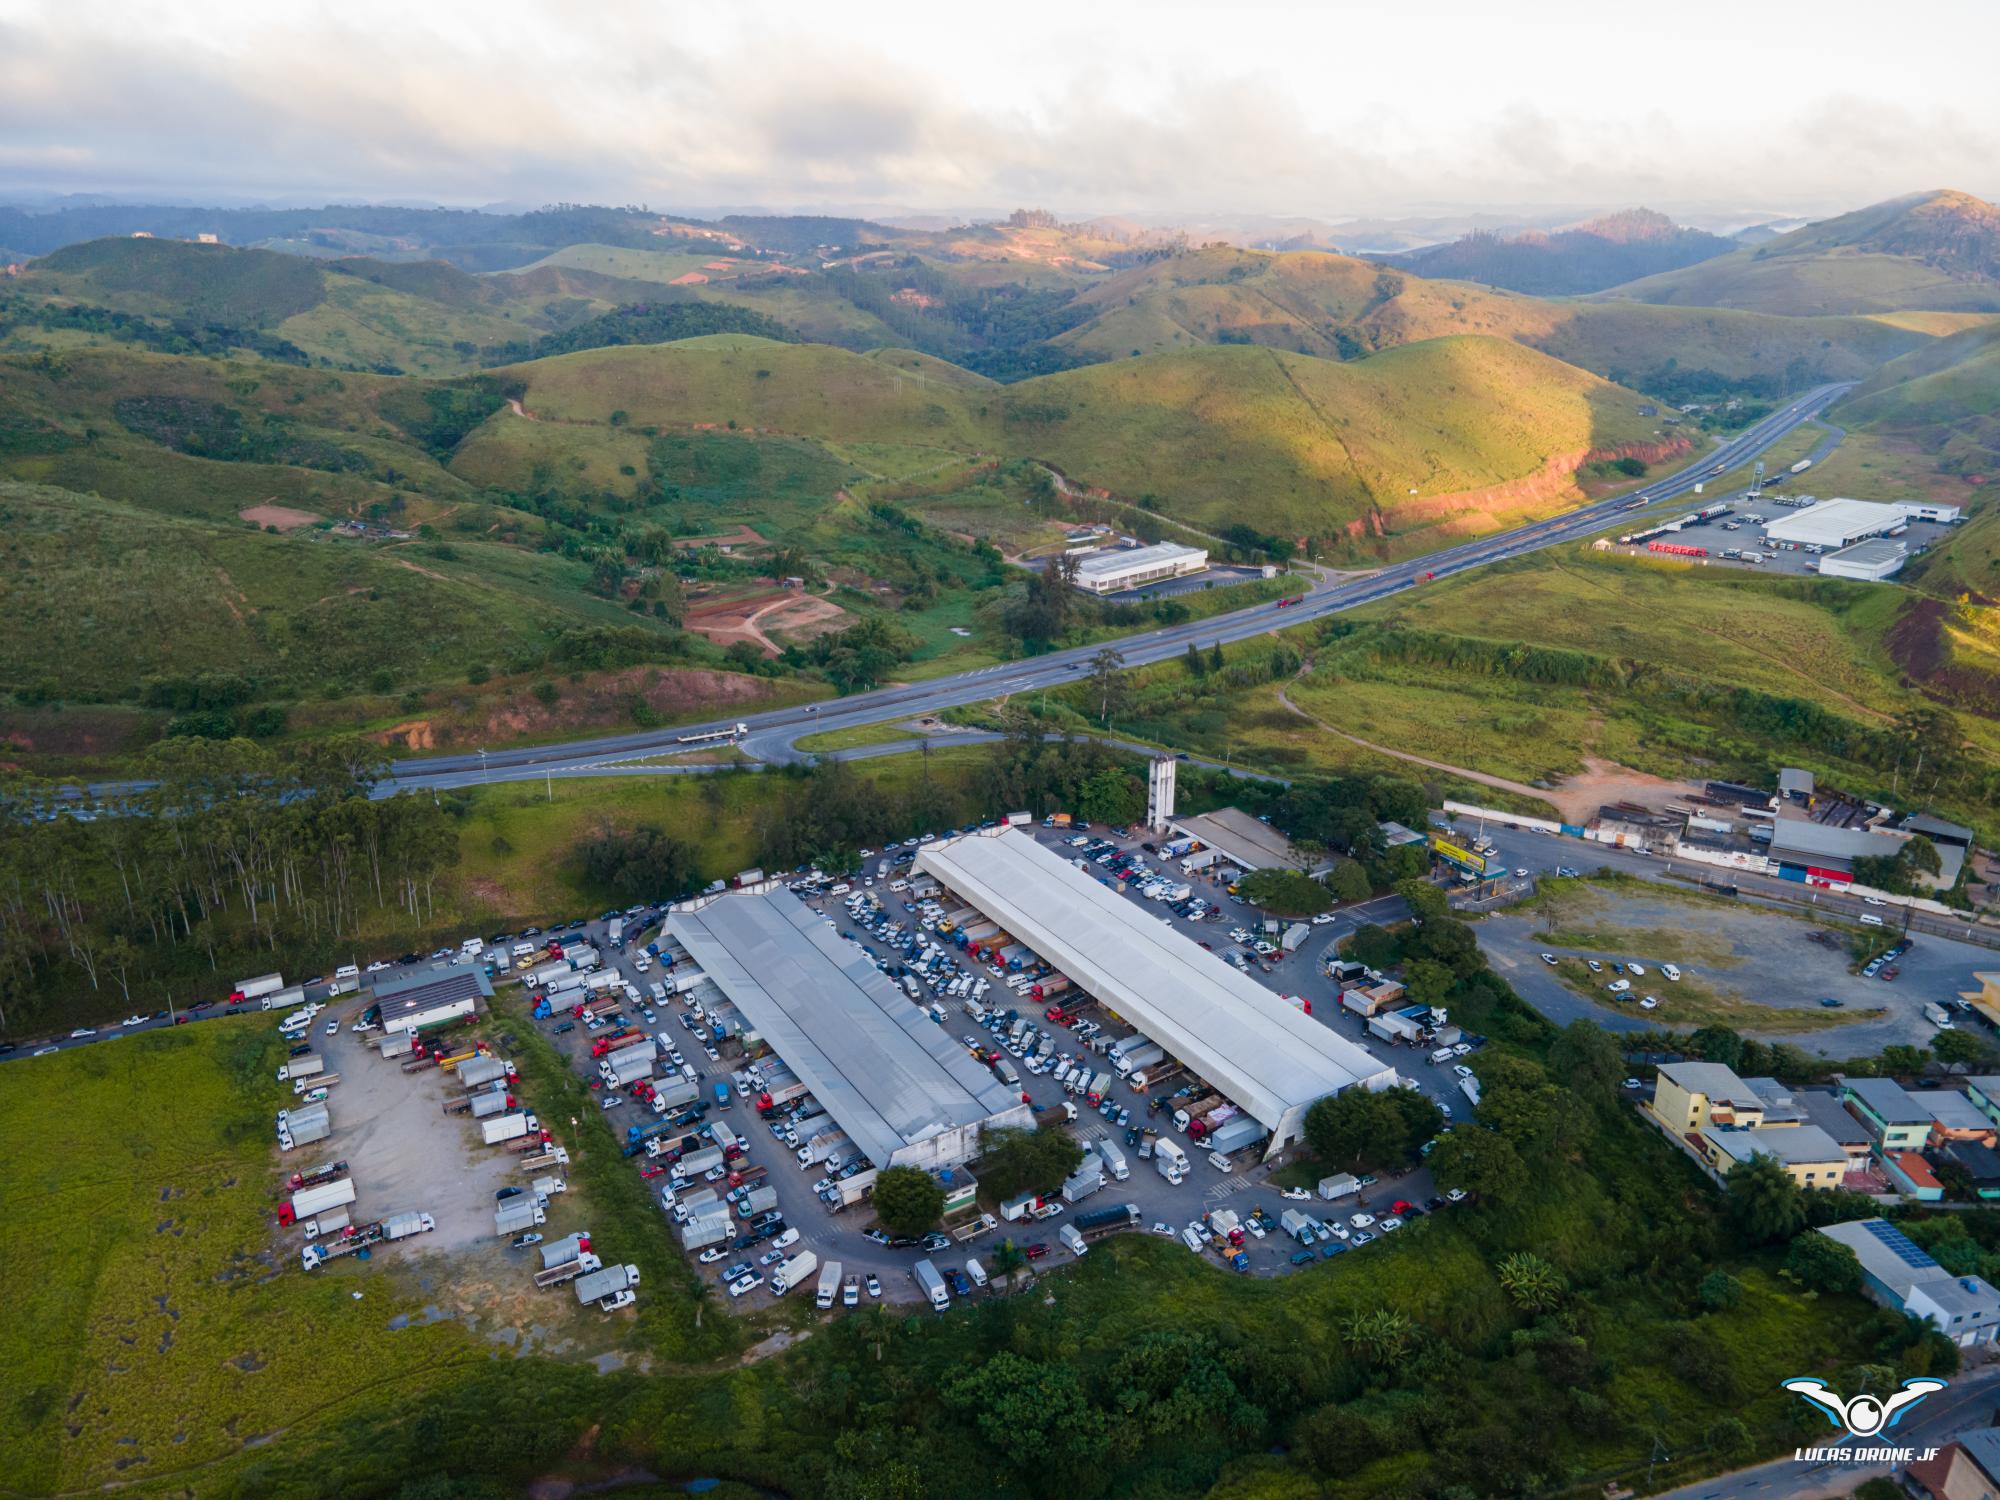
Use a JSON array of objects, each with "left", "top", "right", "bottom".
[
  {"left": 1607, "top": 502, "right": 1957, "bottom": 578},
  {"left": 511, "top": 821, "right": 1466, "bottom": 1307}
]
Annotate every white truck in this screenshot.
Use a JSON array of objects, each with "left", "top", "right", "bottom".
[
  {"left": 1925, "top": 1002, "right": 1956, "bottom": 1029},
  {"left": 382, "top": 1211, "right": 435, "bottom": 1241},
  {"left": 481, "top": 1111, "right": 539, "bottom": 1147},
  {"left": 816, "top": 1259, "right": 845, "bottom": 1309},
  {"left": 1154, "top": 1138, "right": 1189, "bottom": 1185},
  {"left": 531, "top": 1175, "right": 567, "bottom": 1200},
  {"left": 289, "top": 1177, "right": 356, "bottom": 1221},
  {"left": 1095, "top": 1137, "right": 1130, "bottom": 1181},
  {"left": 235, "top": 972, "right": 285, "bottom": 1005},
  {"left": 1113, "top": 1041, "right": 1165, "bottom": 1078},
  {"left": 913, "top": 1258, "right": 950, "bottom": 1311},
  {"left": 770, "top": 1250, "right": 819, "bottom": 1296}
]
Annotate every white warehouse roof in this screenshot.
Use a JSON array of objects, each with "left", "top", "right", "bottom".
[
  {"left": 1764, "top": 499, "right": 1911, "bottom": 549},
  {"left": 916, "top": 829, "right": 1395, "bottom": 1153},
  {"left": 1072, "top": 542, "right": 1208, "bottom": 589},
  {"left": 667, "top": 887, "right": 1031, "bottom": 1170}
]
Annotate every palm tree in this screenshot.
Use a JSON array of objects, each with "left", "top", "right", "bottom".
[{"left": 1496, "top": 1252, "right": 1566, "bottom": 1313}]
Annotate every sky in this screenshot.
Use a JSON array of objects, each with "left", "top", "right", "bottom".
[{"left": 1, "top": 0, "right": 1995, "bottom": 224}]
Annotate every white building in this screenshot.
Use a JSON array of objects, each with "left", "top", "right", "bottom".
[
  {"left": 1071, "top": 543, "right": 1209, "bottom": 594},
  {"left": 1818, "top": 537, "right": 1908, "bottom": 581},
  {"left": 916, "top": 829, "right": 1395, "bottom": 1156},
  {"left": 1765, "top": 498, "right": 1957, "bottom": 550}
]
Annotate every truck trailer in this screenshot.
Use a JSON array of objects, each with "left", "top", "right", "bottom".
[
  {"left": 382, "top": 1211, "right": 436, "bottom": 1241},
  {"left": 535, "top": 1250, "right": 602, "bottom": 1289},
  {"left": 481, "top": 1111, "right": 540, "bottom": 1147},
  {"left": 283, "top": 1177, "right": 356, "bottom": 1225}
]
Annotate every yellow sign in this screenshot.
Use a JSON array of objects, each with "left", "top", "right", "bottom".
[{"left": 1429, "top": 834, "right": 1490, "bottom": 873}]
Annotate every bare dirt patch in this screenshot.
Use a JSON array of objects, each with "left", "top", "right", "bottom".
[
  {"left": 238, "top": 503, "right": 322, "bottom": 531},
  {"left": 371, "top": 666, "right": 789, "bottom": 751},
  {"left": 672, "top": 524, "right": 766, "bottom": 552},
  {"left": 1543, "top": 757, "right": 1701, "bottom": 826}
]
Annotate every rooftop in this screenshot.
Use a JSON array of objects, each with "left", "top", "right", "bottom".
[
  {"left": 1742, "top": 1076, "right": 1805, "bottom": 1125},
  {"left": 1943, "top": 1139, "right": 2000, "bottom": 1183},
  {"left": 1844, "top": 1076, "right": 1933, "bottom": 1126},
  {"left": 1658, "top": 1061, "right": 1764, "bottom": 1110},
  {"left": 1821, "top": 537, "right": 1908, "bottom": 572},
  {"left": 1767, "top": 818, "right": 1900, "bottom": 866},
  {"left": 1820, "top": 1217, "right": 1942, "bottom": 1297},
  {"left": 1910, "top": 1274, "right": 2000, "bottom": 1318},
  {"left": 917, "top": 828, "right": 1393, "bottom": 1144},
  {"left": 1169, "top": 807, "right": 1317, "bottom": 873},
  {"left": 1904, "top": 812, "right": 1976, "bottom": 846},
  {"left": 1764, "top": 498, "right": 1912, "bottom": 546},
  {"left": 1701, "top": 1123, "right": 1844, "bottom": 1168},
  {"left": 1778, "top": 767, "right": 1816, "bottom": 796},
  {"left": 1072, "top": 542, "right": 1206, "bottom": 582},
  {"left": 1794, "top": 1089, "right": 1872, "bottom": 1148},
  {"left": 1920, "top": 1090, "right": 1993, "bottom": 1134},
  {"left": 667, "top": 886, "right": 1029, "bottom": 1169},
  {"left": 370, "top": 966, "right": 492, "bottom": 1016}
]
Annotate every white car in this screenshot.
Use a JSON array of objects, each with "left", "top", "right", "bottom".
[
  {"left": 1863, "top": 896, "right": 1886, "bottom": 907},
  {"left": 324, "top": 1018, "right": 338, "bottom": 1036},
  {"left": 1180, "top": 1226, "right": 1206, "bottom": 1253},
  {"left": 698, "top": 1247, "right": 726, "bottom": 1264},
  {"left": 1453, "top": 1064, "right": 1475, "bottom": 1079},
  {"left": 1349, "top": 1212, "right": 1376, "bottom": 1229},
  {"left": 1379, "top": 1216, "right": 1404, "bottom": 1232},
  {"left": 1539, "top": 953, "right": 1557, "bottom": 966},
  {"left": 1640, "top": 996, "right": 1659, "bottom": 1010},
  {"left": 122, "top": 1014, "right": 146, "bottom": 1027},
  {"left": 1626, "top": 962, "right": 1647, "bottom": 977},
  {"left": 1585, "top": 960, "right": 1602, "bottom": 973},
  {"left": 69, "top": 1027, "right": 95, "bottom": 1039},
  {"left": 770, "top": 1227, "right": 801, "bottom": 1252},
  {"left": 1607, "top": 979, "right": 1631, "bottom": 994},
  {"left": 1445, "top": 1188, "right": 1467, "bottom": 1203},
  {"left": 728, "top": 1273, "right": 763, "bottom": 1297}
]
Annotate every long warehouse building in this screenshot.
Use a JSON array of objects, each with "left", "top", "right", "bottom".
[
  {"left": 668, "top": 886, "right": 1033, "bottom": 1171},
  {"left": 916, "top": 829, "right": 1397, "bottom": 1156}
]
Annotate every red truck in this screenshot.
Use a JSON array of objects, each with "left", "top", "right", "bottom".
[
  {"left": 727, "top": 1164, "right": 769, "bottom": 1190},
  {"left": 590, "top": 1029, "right": 643, "bottom": 1058}
]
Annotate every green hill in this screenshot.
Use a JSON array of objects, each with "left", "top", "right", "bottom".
[
  {"left": 1602, "top": 190, "right": 2000, "bottom": 314},
  {"left": 1048, "top": 245, "right": 1927, "bottom": 391},
  {"left": 1386, "top": 208, "right": 1737, "bottom": 295}
]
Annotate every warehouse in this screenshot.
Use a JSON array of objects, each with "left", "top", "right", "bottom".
[
  {"left": 667, "top": 887, "right": 1033, "bottom": 1171},
  {"left": 1817, "top": 537, "right": 1908, "bottom": 581},
  {"left": 1768, "top": 818, "right": 1966, "bottom": 891},
  {"left": 1071, "top": 542, "right": 1209, "bottom": 594},
  {"left": 370, "top": 968, "right": 490, "bottom": 1034},
  {"left": 1765, "top": 498, "right": 1929, "bottom": 550},
  {"left": 1169, "top": 806, "right": 1332, "bottom": 875},
  {"left": 916, "top": 829, "right": 1396, "bottom": 1156}
]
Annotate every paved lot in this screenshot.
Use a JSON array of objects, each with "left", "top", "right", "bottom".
[{"left": 1600, "top": 505, "right": 1958, "bottom": 579}]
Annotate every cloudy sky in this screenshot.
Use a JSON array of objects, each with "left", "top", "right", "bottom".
[{"left": 1, "top": 0, "right": 1994, "bottom": 222}]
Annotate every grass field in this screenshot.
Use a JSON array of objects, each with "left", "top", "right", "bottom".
[
  {"left": 1549, "top": 955, "right": 1883, "bottom": 1033},
  {"left": 793, "top": 721, "right": 921, "bottom": 751},
  {"left": 0, "top": 1019, "right": 488, "bottom": 1493}
]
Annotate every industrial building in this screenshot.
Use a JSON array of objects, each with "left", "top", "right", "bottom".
[
  {"left": 1764, "top": 497, "right": 1959, "bottom": 550},
  {"left": 1168, "top": 806, "right": 1330, "bottom": 875},
  {"left": 667, "top": 887, "right": 1033, "bottom": 1171},
  {"left": 1818, "top": 1219, "right": 2000, "bottom": 1346},
  {"left": 916, "top": 828, "right": 1396, "bottom": 1156},
  {"left": 369, "top": 967, "right": 490, "bottom": 1034},
  {"left": 1766, "top": 817, "right": 1965, "bottom": 891},
  {"left": 1817, "top": 537, "right": 1908, "bottom": 581},
  {"left": 1071, "top": 542, "right": 1209, "bottom": 594}
]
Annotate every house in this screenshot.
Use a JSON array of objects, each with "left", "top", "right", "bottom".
[
  {"left": 1963, "top": 1071, "right": 2000, "bottom": 1125},
  {"left": 1841, "top": 1077, "right": 1933, "bottom": 1151},
  {"left": 1742, "top": 1077, "right": 1806, "bottom": 1125},
  {"left": 1791, "top": 1089, "right": 1873, "bottom": 1159},
  {"left": 1881, "top": 1150, "right": 1946, "bottom": 1201},
  {"left": 1964, "top": 989, "right": 2000, "bottom": 1036},
  {"left": 1819, "top": 1218, "right": 2000, "bottom": 1346},
  {"left": 1651, "top": 1062, "right": 1767, "bottom": 1133},
  {"left": 1906, "top": 1429, "right": 2000, "bottom": 1500},
  {"left": 1920, "top": 1090, "right": 1998, "bottom": 1147},
  {"left": 1939, "top": 1140, "right": 2000, "bottom": 1201},
  {"left": 1698, "top": 1123, "right": 1847, "bottom": 1187}
]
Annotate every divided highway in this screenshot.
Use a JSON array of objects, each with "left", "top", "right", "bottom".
[{"left": 362, "top": 382, "right": 1846, "bottom": 793}]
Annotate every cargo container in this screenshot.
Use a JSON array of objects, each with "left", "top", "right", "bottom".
[
  {"left": 1317, "top": 1172, "right": 1360, "bottom": 1201},
  {"left": 1094, "top": 1137, "right": 1130, "bottom": 1180},
  {"left": 1061, "top": 1165, "right": 1106, "bottom": 1205},
  {"left": 377, "top": 1030, "right": 415, "bottom": 1060},
  {"left": 283, "top": 1177, "right": 356, "bottom": 1225},
  {"left": 736, "top": 1185, "right": 780, "bottom": 1218},
  {"left": 304, "top": 1205, "right": 350, "bottom": 1239},
  {"left": 800, "top": 1128, "right": 851, "bottom": 1166},
  {"left": 481, "top": 1111, "right": 539, "bottom": 1147},
  {"left": 1202, "top": 1115, "right": 1267, "bottom": 1157},
  {"left": 1154, "top": 1138, "right": 1189, "bottom": 1183},
  {"left": 281, "top": 1112, "right": 331, "bottom": 1149},
  {"left": 913, "top": 1258, "right": 950, "bottom": 1311},
  {"left": 650, "top": 1078, "right": 699, "bottom": 1113},
  {"left": 1281, "top": 1208, "right": 1317, "bottom": 1241},
  {"left": 1112, "top": 1041, "right": 1164, "bottom": 1077},
  {"left": 1059, "top": 1222, "right": 1088, "bottom": 1256},
  {"left": 769, "top": 1249, "right": 818, "bottom": 1296},
  {"left": 383, "top": 1210, "right": 435, "bottom": 1241},
  {"left": 674, "top": 1146, "right": 725, "bottom": 1179},
  {"left": 276, "top": 1053, "right": 324, "bottom": 1083},
  {"left": 677, "top": 1211, "right": 733, "bottom": 1251},
  {"left": 495, "top": 1199, "right": 546, "bottom": 1235},
  {"left": 457, "top": 1055, "right": 513, "bottom": 1089}
]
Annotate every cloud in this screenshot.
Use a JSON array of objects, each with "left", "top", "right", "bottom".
[{"left": 0, "top": 1, "right": 1994, "bottom": 218}]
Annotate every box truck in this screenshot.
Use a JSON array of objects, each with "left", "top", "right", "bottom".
[
  {"left": 771, "top": 1251, "right": 819, "bottom": 1296},
  {"left": 913, "top": 1258, "right": 950, "bottom": 1311},
  {"left": 481, "top": 1111, "right": 540, "bottom": 1147}
]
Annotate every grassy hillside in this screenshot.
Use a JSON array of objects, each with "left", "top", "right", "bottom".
[
  {"left": 1049, "top": 245, "right": 1929, "bottom": 391},
  {"left": 1004, "top": 336, "right": 1664, "bottom": 547},
  {"left": 1604, "top": 190, "right": 2000, "bottom": 315},
  {"left": 1387, "top": 208, "right": 1737, "bottom": 295}
]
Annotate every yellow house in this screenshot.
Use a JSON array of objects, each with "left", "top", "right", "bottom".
[
  {"left": 1651, "top": 1062, "right": 1767, "bottom": 1134},
  {"left": 1699, "top": 1123, "right": 1849, "bottom": 1188},
  {"left": 1963, "top": 973, "right": 2000, "bottom": 1031}
]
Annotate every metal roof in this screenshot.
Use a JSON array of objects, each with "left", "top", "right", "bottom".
[
  {"left": 1764, "top": 498, "right": 1908, "bottom": 547},
  {"left": 1820, "top": 1217, "right": 1941, "bottom": 1298},
  {"left": 1921, "top": 1091, "right": 1993, "bottom": 1133},
  {"left": 1844, "top": 1076, "right": 1932, "bottom": 1125},
  {"left": 574, "top": 1263, "right": 634, "bottom": 1304},
  {"left": 1793, "top": 1089, "right": 1871, "bottom": 1148},
  {"left": 916, "top": 829, "right": 1394, "bottom": 1149},
  {"left": 1766, "top": 818, "right": 1895, "bottom": 865},
  {"left": 667, "top": 887, "right": 1028, "bottom": 1169},
  {"left": 1658, "top": 1061, "right": 1763, "bottom": 1109},
  {"left": 1073, "top": 542, "right": 1206, "bottom": 582},
  {"left": 1700, "top": 1123, "right": 1844, "bottom": 1168},
  {"left": 370, "top": 967, "right": 491, "bottom": 1013},
  {"left": 1169, "top": 807, "right": 1316, "bottom": 872}
]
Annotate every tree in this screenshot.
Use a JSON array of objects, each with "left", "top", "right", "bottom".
[
  {"left": 1881, "top": 1043, "right": 1932, "bottom": 1078},
  {"left": 1237, "top": 868, "right": 1331, "bottom": 915},
  {"left": 1549, "top": 1020, "right": 1625, "bottom": 1101},
  {"left": 871, "top": 1166, "right": 945, "bottom": 1237},
  {"left": 1402, "top": 959, "right": 1454, "bottom": 1010},
  {"left": 1726, "top": 1154, "right": 1805, "bottom": 1244},
  {"left": 1088, "top": 646, "right": 1127, "bottom": 724},
  {"left": 1427, "top": 1126, "right": 1528, "bottom": 1202},
  {"left": 1933, "top": 1027, "right": 1990, "bottom": 1076},
  {"left": 1395, "top": 877, "right": 1450, "bottom": 925},
  {"left": 1697, "top": 1271, "right": 1744, "bottom": 1310},
  {"left": 1496, "top": 1251, "right": 1566, "bottom": 1313},
  {"left": 1304, "top": 1086, "right": 1442, "bottom": 1173},
  {"left": 1076, "top": 768, "right": 1143, "bottom": 826},
  {"left": 1343, "top": 923, "right": 1399, "bottom": 970},
  {"left": 1183, "top": 641, "right": 1206, "bottom": 677},
  {"left": 1688, "top": 1025, "right": 1746, "bottom": 1070},
  {"left": 1785, "top": 1231, "right": 1863, "bottom": 1294},
  {"left": 1339, "top": 1307, "right": 1414, "bottom": 1368},
  {"left": 1208, "top": 641, "right": 1225, "bottom": 674},
  {"left": 1327, "top": 859, "right": 1372, "bottom": 903},
  {"left": 943, "top": 1353, "right": 1108, "bottom": 1473},
  {"left": 976, "top": 1126, "right": 1084, "bottom": 1202}
]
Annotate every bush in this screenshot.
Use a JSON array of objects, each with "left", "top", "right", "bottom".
[{"left": 1238, "top": 868, "right": 1331, "bottom": 915}]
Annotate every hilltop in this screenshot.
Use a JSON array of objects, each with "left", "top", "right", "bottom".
[
  {"left": 1602, "top": 190, "right": 2000, "bottom": 314},
  {"left": 1387, "top": 208, "right": 1737, "bottom": 295}
]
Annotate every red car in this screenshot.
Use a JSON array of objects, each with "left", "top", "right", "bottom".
[
  {"left": 639, "top": 1164, "right": 666, "bottom": 1179},
  {"left": 1392, "top": 1199, "right": 1414, "bottom": 1215},
  {"left": 1024, "top": 1243, "right": 1049, "bottom": 1260}
]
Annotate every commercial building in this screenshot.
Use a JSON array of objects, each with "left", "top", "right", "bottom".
[
  {"left": 1764, "top": 498, "right": 1957, "bottom": 550},
  {"left": 1168, "top": 807, "right": 1329, "bottom": 875},
  {"left": 1819, "top": 1218, "right": 2000, "bottom": 1346},
  {"left": 1817, "top": 537, "right": 1908, "bottom": 581},
  {"left": 916, "top": 829, "right": 1396, "bottom": 1155},
  {"left": 667, "top": 887, "right": 1033, "bottom": 1171},
  {"left": 370, "top": 967, "right": 490, "bottom": 1035},
  {"left": 1071, "top": 542, "right": 1209, "bottom": 595}
]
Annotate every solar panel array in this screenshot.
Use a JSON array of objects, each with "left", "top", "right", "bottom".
[{"left": 1863, "top": 1218, "right": 1940, "bottom": 1270}]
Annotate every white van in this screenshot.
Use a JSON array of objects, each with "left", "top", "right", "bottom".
[
  {"left": 1661, "top": 964, "right": 1682, "bottom": 982},
  {"left": 1428, "top": 1047, "right": 1455, "bottom": 1065},
  {"left": 966, "top": 1257, "right": 988, "bottom": 1288},
  {"left": 1860, "top": 914, "right": 1885, "bottom": 927}
]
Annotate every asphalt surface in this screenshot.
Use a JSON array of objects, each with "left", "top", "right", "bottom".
[{"left": 361, "top": 385, "right": 1853, "bottom": 796}]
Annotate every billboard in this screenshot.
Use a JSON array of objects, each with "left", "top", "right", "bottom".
[{"left": 1428, "top": 834, "right": 1491, "bottom": 875}]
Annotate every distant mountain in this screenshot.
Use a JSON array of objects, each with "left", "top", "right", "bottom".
[
  {"left": 1603, "top": 190, "right": 2000, "bottom": 314},
  {"left": 1385, "top": 209, "right": 1736, "bottom": 295}
]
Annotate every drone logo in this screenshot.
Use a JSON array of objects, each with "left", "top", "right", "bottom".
[{"left": 1783, "top": 1377, "right": 1947, "bottom": 1439}]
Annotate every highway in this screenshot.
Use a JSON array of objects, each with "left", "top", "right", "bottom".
[{"left": 376, "top": 383, "right": 1851, "bottom": 794}]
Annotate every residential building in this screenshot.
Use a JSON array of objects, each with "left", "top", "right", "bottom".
[
  {"left": 1698, "top": 1123, "right": 1847, "bottom": 1187},
  {"left": 1939, "top": 1140, "right": 2000, "bottom": 1201},
  {"left": 1920, "top": 1090, "right": 1998, "bottom": 1147},
  {"left": 1819, "top": 1218, "right": 2000, "bottom": 1346},
  {"left": 1906, "top": 1431, "right": 2000, "bottom": 1500},
  {"left": 1792, "top": 1089, "right": 1873, "bottom": 1159},
  {"left": 1743, "top": 1077, "right": 1806, "bottom": 1125},
  {"left": 1965, "top": 1071, "right": 2000, "bottom": 1125},
  {"left": 1882, "top": 1151, "right": 1946, "bottom": 1201},
  {"left": 1651, "top": 1062, "right": 1767, "bottom": 1133},
  {"left": 1841, "top": 1077, "right": 1934, "bottom": 1151}
]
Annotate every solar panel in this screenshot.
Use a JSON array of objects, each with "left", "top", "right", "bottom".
[{"left": 1863, "top": 1219, "right": 1939, "bottom": 1269}]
